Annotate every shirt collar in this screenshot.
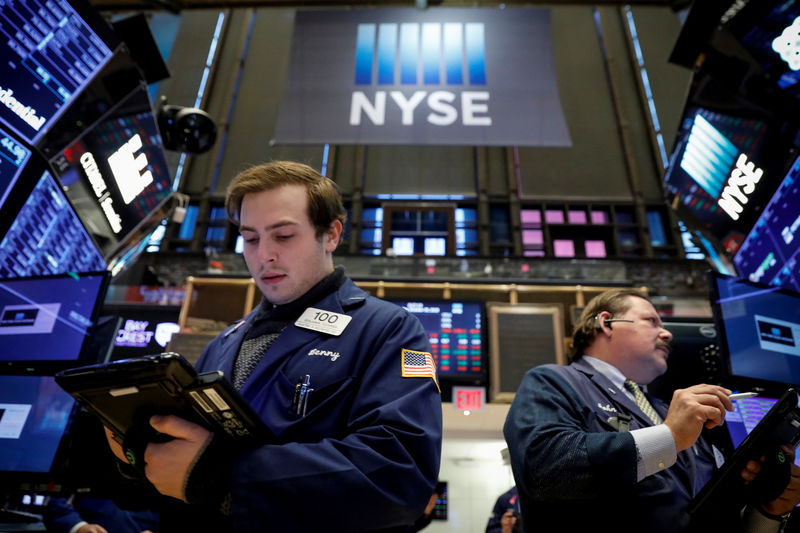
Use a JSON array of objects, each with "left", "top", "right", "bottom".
[{"left": 582, "top": 355, "right": 628, "bottom": 394}]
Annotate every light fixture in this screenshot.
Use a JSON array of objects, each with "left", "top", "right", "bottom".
[{"left": 156, "top": 96, "right": 217, "bottom": 154}]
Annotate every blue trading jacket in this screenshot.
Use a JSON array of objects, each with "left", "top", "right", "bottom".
[
  {"left": 503, "top": 358, "right": 719, "bottom": 533},
  {"left": 194, "top": 278, "right": 443, "bottom": 532}
]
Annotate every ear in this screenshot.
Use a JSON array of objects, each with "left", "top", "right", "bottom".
[
  {"left": 595, "top": 311, "right": 612, "bottom": 333},
  {"left": 324, "top": 220, "right": 343, "bottom": 253}
]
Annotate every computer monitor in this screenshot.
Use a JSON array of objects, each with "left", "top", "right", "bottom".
[
  {"left": 709, "top": 270, "right": 800, "bottom": 391},
  {"left": 387, "top": 299, "right": 486, "bottom": 383},
  {"left": 0, "top": 0, "right": 118, "bottom": 145},
  {"left": 733, "top": 153, "right": 800, "bottom": 294},
  {"left": 0, "top": 374, "right": 76, "bottom": 487},
  {"left": 0, "top": 271, "right": 110, "bottom": 373},
  {"left": 646, "top": 318, "right": 723, "bottom": 404},
  {"left": 49, "top": 85, "right": 173, "bottom": 262},
  {"left": 0, "top": 156, "right": 106, "bottom": 278}
]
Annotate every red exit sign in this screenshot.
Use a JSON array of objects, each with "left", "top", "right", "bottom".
[{"left": 453, "top": 386, "right": 485, "bottom": 411}]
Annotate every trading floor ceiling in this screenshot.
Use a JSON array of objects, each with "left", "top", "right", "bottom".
[{"left": 90, "top": 0, "right": 683, "bottom": 15}]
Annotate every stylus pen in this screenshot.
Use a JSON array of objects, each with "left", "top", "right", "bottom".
[{"left": 729, "top": 392, "right": 759, "bottom": 400}]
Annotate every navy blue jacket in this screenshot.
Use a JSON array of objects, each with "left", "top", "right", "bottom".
[
  {"left": 190, "top": 278, "right": 442, "bottom": 532},
  {"left": 503, "top": 358, "right": 722, "bottom": 533},
  {"left": 485, "top": 486, "right": 519, "bottom": 532}
]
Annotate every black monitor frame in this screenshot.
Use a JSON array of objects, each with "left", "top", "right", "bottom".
[
  {"left": 0, "top": 270, "right": 111, "bottom": 375},
  {"left": 385, "top": 297, "right": 487, "bottom": 386},
  {"left": 708, "top": 270, "right": 800, "bottom": 395}
]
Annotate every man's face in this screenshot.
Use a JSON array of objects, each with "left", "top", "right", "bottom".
[
  {"left": 608, "top": 296, "right": 673, "bottom": 384},
  {"left": 239, "top": 185, "right": 341, "bottom": 305}
]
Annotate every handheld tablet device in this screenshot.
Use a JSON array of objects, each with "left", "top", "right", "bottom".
[
  {"left": 54, "top": 352, "right": 270, "bottom": 470},
  {"left": 688, "top": 387, "right": 800, "bottom": 516}
]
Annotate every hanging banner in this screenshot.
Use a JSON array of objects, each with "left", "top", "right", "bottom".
[{"left": 273, "top": 8, "right": 571, "bottom": 146}]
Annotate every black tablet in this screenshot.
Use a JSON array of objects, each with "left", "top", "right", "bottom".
[
  {"left": 54, "top": 353, "right": 270, "bottom": 470},
  {"left": 688, "top": 387, "right": 800, "bottom": 516}
]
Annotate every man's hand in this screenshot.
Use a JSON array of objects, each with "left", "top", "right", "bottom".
[
  {"left": 143, "top": 415, "right": 212, "bottom": 502},
  {"left": 742, "top": 446, "right": 800, "bottom": 517},
  {"left": 500, "top": 510, "right": 517, "bottom": 533},
  {"left": 663, "top": 384, "right": 733, "bottom": 452},
  {"left": 77, "top": 524, "right": 108, "bottom": 533}
]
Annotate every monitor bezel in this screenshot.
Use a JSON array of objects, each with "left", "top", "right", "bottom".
[
  {"left": 0, "top": 270, "right": 112, "bottom": 375},
  {"left": 708, "top": 270, "right": 800, "bottom": 396},
  {"left": 384, "top": 297, "right": 488, "bottom": 385}
]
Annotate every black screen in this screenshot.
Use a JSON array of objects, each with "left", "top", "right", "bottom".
[
  {"left": 387, "top": 299, "right": 485, "bottom": 382},
  {"left": 0, "top": 375, "right": 75, "bottom": 475},
  {"left": 710, "top": 271, "right": 800, "bottom": 390},
  {"left": 49, "top": 85, "right": 172, "bottom": 260},
  {"left": 0, "top": 0, "right": 117, "bottom": 145},
  {"left": 0, "top": 271, "right": 109, "bottom": 369}
]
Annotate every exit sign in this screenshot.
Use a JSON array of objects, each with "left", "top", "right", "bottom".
[{"left": 453, "top": 386, "right": 486, "bottom": 411}]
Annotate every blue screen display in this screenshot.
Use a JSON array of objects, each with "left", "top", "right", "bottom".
[
  {"left": 711, "top": 272, "right": 800, "bottom": 387},
  {"left": 0, "top": 126, "right": 31, "bottom": 209},
  {"left": 0, "top": 272, "right": 107, "bottom": 363},
  {"left": 0, "top": 0, "right": 114, "bottom": 144},
  {"left": 734, "top": 154, "right": 800, "bottom": 294},
  {"left": 0, "top": 169, "right": 105, "bottom": 278},
  {"left": 0, "top": 375, "right": 75, "bottom": 473}
]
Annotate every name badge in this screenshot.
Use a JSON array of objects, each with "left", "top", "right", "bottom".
[{"left": 295, "top": 307, "right": 352, "bottom": 336}]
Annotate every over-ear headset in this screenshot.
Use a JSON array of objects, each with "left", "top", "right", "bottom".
[{"left": 594, "top": 315, "right": 635, "bottom": 329}]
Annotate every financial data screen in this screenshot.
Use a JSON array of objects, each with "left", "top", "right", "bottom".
[
  {"left": 734, "top": 155, "right": 800, "bottom": 293},
  {"left": 390, "top": 299, "right": 484, "bottom": 379},
  {"left": 0, "top": 0, "right": 114, "bottom": 143}
]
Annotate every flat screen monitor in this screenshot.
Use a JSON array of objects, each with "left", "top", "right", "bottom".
[
  {"left": 0, "top": 271, "right": 110, "bottom": 372},
  {"left": 49, "top": 85, "right": 173, "bottom": 260},
  {"left": 0, "top": 0, "right": 117, "bottom": 145},
  {"left": 102, "top": 303, "right": 181, "bottom": 361},
  {"left": 646, "top": 318, "right": 722, "bottom": 404},
  {"left": 709, "top": 271, "right": 800, "bottom": 391},
  {"left": 663, "top": 104, "right": 794, "bottom": 255},
  {"left": 0, "top": 157, "right": 106, "bottom": 278},
  {"left": 0, "top": 374, "right": 76, "bottom": 479},
  {"left": 733, "top": 153, "right": 800, "bottom": 294},
  {"left": 387, "top": 299, "right": 485, "bottom": 383}
]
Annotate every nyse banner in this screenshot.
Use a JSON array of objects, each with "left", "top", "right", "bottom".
[{"left": 273, "top": 8, "right": 571, "bottom": 146}]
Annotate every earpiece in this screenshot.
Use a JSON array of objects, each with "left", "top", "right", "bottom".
[{"left": 594, "top": 315, "right": 635, "bottom": 330}]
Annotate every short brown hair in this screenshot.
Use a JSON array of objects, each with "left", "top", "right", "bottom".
[
  {"left": 225, "top": 161, "right": 347, "bottom": 239},
  {"left": 569, "top": 289, "right": 652, "bottom": 360}
]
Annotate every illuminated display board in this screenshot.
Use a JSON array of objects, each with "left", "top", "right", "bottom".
[
  {"left": 0, "top": 168, "right": 105, "bottom": 278},
  {"left": 50, "top": 86, "right": 172, "bottom": 258},
  {"left": 388, "top": 299, "right": 485, "bottom": 380},
  {"left": 734, "top": 154, "right": 800, "bottom": 293},
  {"left": 0, "top": 0, "right": 116, "bottom": 144},
  {"left": 664, "top": 105, "right": 794, "bottom": 254}
]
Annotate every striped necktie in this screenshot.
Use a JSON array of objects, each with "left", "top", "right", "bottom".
[{"left": 624, "top": 379, "right": 663, "bottom": 426}]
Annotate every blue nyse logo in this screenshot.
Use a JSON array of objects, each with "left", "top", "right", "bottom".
[{"left": 350, "top": 22, "right": 491, "bottom": 127}]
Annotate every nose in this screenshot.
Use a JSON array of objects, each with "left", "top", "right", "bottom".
[
  {"left": 258, "top": 239, "right": 277, "bottom": 263},
  {"left": 659, "top": 327, "right": 673, "bottom": 342}
]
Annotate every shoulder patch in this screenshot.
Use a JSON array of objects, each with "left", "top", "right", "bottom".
[{"left": 401, "top": 348, "right": 439, "bottom": 393}]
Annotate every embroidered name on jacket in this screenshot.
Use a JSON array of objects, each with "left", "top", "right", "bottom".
[{"left": 308, "top": 348, "right": 341, "bottom": 361}]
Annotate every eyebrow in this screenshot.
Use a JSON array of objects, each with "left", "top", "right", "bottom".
[{"left": 239, "top": 221, "right": 298, "bottom": 233}]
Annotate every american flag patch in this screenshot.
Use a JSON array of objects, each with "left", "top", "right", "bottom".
[{"left": 401, "top": 349, "right": 439, "bottom": 392}]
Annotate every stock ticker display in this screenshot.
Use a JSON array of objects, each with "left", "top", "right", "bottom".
[
  {"left": 391, "top": 299, "right": 484, "bottom": 380},
  {"left": 0, "top": 0, "right": 114, "bottom": 144}
]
